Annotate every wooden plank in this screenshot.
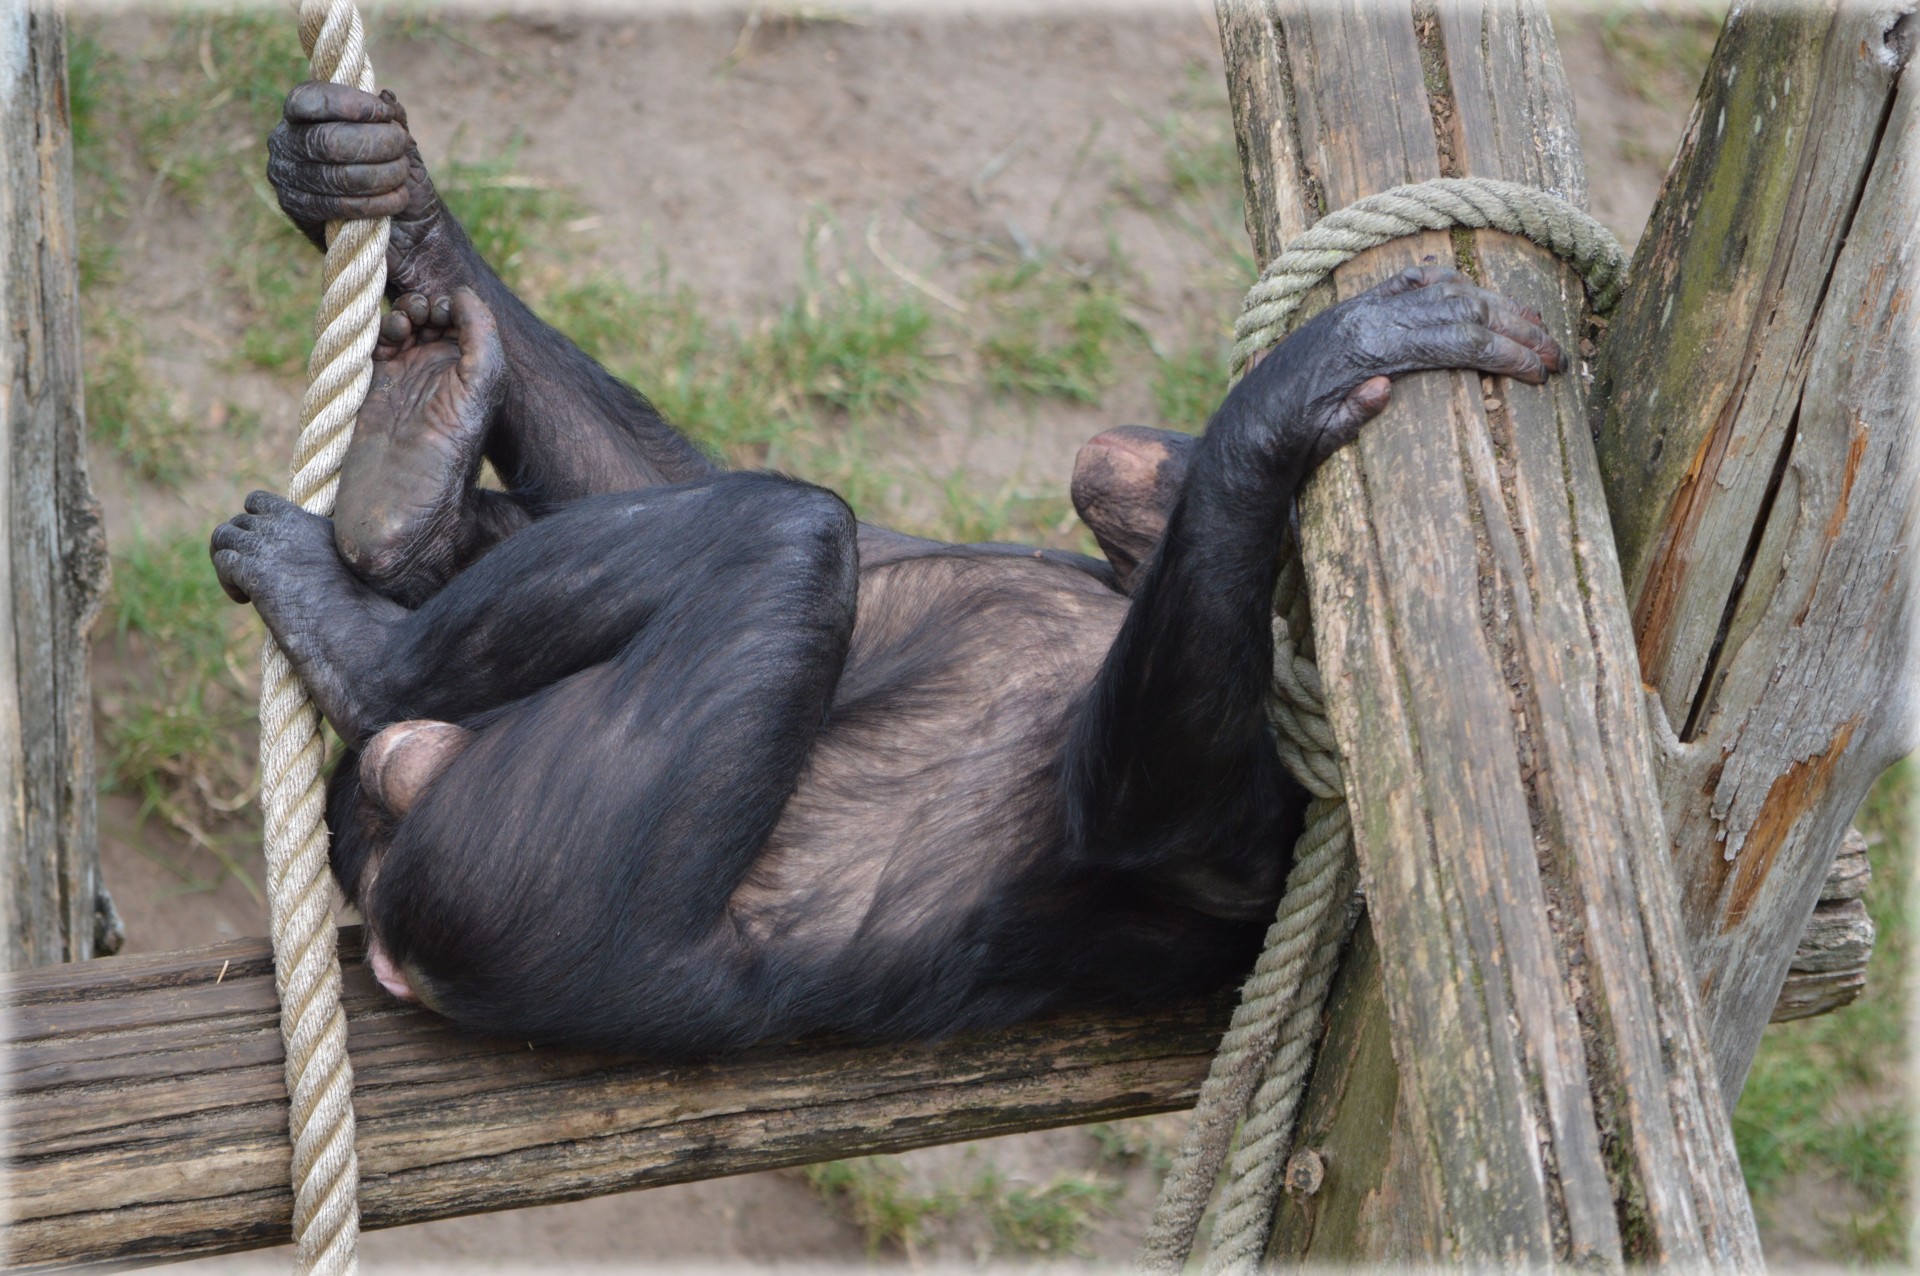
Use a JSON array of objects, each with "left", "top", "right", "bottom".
[
  {"left": 1592, "top": 3, "right": 1916, "bottom": 1096},
  {"left": 1215, "top": 0, "right": 1759, "bottom": 1264},
  {"left": 0, "top": 929, "right": 1230, "bottom": 1269},
  {"left": 1, "top": 0, "right": 113, "bottom": 968},
  {"left": 1771, "top": 827, "right": 1875, "bottom": 1022}
]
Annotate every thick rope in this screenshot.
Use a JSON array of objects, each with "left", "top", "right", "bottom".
[
  {"left": 258, "top": 3, "right": 389, "bottom": 1273},
  {"left": 1138, "top": 176, "right": 1625, "bottom": 1274}
]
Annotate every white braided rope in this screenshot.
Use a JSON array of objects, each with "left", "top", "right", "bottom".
[
  {"left": 1134, "top": 557, "right": 1353, "bottom": 1275},
  {"left": 1229, "top": 177, "right": 1626, "bottom": 378},
  {"left": 1138, "top": 176, "right": 1625, "bottom": 1274},
  {"left": 258, "top": 3, "right": 389, "bottom": 1273}
]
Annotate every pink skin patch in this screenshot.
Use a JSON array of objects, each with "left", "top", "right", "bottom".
[{"left": 368, "top": 934, "right": 418, "bottom": 1003}]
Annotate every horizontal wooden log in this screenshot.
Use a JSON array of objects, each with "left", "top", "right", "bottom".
[
  {"left": 0, "top": 928, "right": 1230, "bottom": 1270},
  {"left": 1771, "top": 827, "right": 1875, "bottom": 1022}
]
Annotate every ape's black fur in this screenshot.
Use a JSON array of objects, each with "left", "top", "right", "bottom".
[{"left": 217, "top": 81, "right": 1563, "bottom": 1056}]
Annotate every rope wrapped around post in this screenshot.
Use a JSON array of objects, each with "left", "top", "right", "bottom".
[
  {"left": 1138, "top": 176, "right": 1626, "bottom": 1275},
  {"left": 256, "top": 1, "right": 390, "bottom": 1271}
]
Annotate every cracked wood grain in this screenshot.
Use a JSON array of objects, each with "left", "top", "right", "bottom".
[
  {"left": 0, "top": 928, "right": 1230, "bottom": 1269},
  {"left": 1217, "top": 0, "right": 1759, "bottom": 1264},
  {"left": 2, "top": 5, "right": 113, "bottom": 970},
  {"left": 1593, "top": 2, "right": 1916, "bottom": 1098}
]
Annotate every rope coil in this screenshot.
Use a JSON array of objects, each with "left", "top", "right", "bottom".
[
  {"left": 259, "top": 2, "right": 390, "bottom": 1272},
  {"left": 1139, "top": 176, "right": 1625, "bottom": 1275}
]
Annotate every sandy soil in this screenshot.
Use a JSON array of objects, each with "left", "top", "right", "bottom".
[{"left": 76, "top": 3, "right": 1719, "bottom": 1269}]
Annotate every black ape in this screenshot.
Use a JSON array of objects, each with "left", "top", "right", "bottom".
[{"left": 216, "top": 82, "right": 1563, "bottom": 1055}]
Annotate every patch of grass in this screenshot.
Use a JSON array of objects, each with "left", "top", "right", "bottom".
[
  {"left": 930, "top": 478, "right": 1087, "bottom": 552},
  {"left": 753, "top": 274, "right": 934, "bottom": 421},
  {"left": 979, "top": 265, "right": 1133, "bottom": 403},
  {"left": 231, "top": 215, "right": 323, "bottom": 375},
  {"left": 1733, "top": 758, "right": 1912, "bottom": 1263},
  {"left": 1598, "top": 4, "right": 1723, "bottom": 111},
  {"left": 541, "top": 273, "right": 783, "bottom": 460},
  {"left": 98, "top": 530, "right": 264, "bottom": 897},
  {"left": 802, "top": 1158, "right": 954, "bottom": 1258},
  {"left": 1116, "top": 67, "right": 1255, "bottom": 281},
  {"left": 440, "top": 149, "right": 573, "bottom": 291},
  {"left": 804, "top": 1155, "right": 1122, "bottom": 1261},
  {"left": 83, "top": 309, "right": 195, "bottom": 486},
  {"left": 1152, "top": 338, "right": 1228, "bottom": 433},
  {"left": 968, "top": 1167, "right": 1121, "bottom": 1258},
  {"left": 1088, "top": 1119, "right": 1176, "bottom": 1174}
]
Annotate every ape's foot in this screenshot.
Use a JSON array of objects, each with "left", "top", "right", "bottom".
[
  {"left": 360, "top": 718, "right": 471, "bottom": 818},
  {"left": 335, "top": 288, "right": 504, "bottom": 604},
  {"left": 211, "top": 491, "right": 395, "bottom": 740}
]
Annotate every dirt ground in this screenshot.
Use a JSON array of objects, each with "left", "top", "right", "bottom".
[{"left": 71, "top": 2, "right": 1750, "bottom": 1269}]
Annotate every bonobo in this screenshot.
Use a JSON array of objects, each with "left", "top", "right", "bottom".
[{"left": 216, "top": 82, "right": 1564, "bottom": 1055}]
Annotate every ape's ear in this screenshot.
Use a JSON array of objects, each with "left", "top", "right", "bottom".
[{"left": 1071, "top": 426, "right": 1197, "bottom": 593}]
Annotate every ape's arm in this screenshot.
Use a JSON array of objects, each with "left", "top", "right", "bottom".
[
  {"left": 268, "top": 82, "right": 716, "bottom": 502},
  {"left": 1065, "top": 268, "right": 1564, "bottom": 916}
]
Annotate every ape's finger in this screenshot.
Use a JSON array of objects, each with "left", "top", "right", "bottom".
[
  {"left": 1345, "top": 375, "right": 1393, "bottom": 420},
  {"left": 1376, "top": 263, "right": 1465, "bottom": 297},
  {"left": 377, "top": 88, "right": 411, "bottom": 131},
  {"left": 244, "top": 490, "right": 292, "bottom": 517},
  {"left": 1426, "top": 326, "right": 1549, "bottom": 384},
  {"left": 284, "top": 81, "right": 402, "bottom": 126},
  {"left": 401, "top": 293, "right": 432, "bottom": 329},
  {"left": 277, "top": 120, "right": 411, "bottom": 169},
  {"left": 271, "top": 153, "right": 412, "bottom": 199},
  {"left": 429, "top": 295, "right": 454, "bottom": 330},
  {"left": 1483, "top": 308, "right": 1564, "bottom": 373},
  {"left": 276, "top": 186, "right": 411, "bottom": 228},
  {"left": 210, "top": 550, "right": 251, "bottom": 604}
]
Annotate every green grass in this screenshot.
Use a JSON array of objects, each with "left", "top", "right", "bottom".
[
  {"left": 802, "top": 1158, "right": 955, "bottom": 1257},
  {"left": 1152, "top": 338, "right": 1228, "bottom": 434},
  {"left": 1597, "top": 2, "right": 1724, "bottom": 112},
  {"left": 1733, "top": 759, "right": 1912, "bottom": 1263},
  {"left": 82, "top": 308, "right": 195, "bottom": 486},
  {"left": 440, "top": 149, "right": 573, "bottom": 292},
  {"left": 802, "top": 1155, "right": 1122, "bottom": 1260},
  {"left": 98, "top": 529, "right": 264, "bottom": 898},
  {"left": 969, "top": 1167, "right": 1121, "bottom": 1257},
  {"left": 755, "top": 276, "right": 935, "bottom": 420},
  {"left": 978, "top": 264, "right": 1133, "bottom": 404}
]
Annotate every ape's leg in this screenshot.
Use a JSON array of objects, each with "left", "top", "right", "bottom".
[
  {"left": 335, "top": 288, "right": 531, "bottom": 606},
  {"left": 1064, "top": 268, "right": 1565, "bottom": 917},
  {"left": 269, "top": 83, "right": 716, "bottom": 504},
  {"left": 216, "top": 471, "right": 858, "bottom": 1050},
  {"left": 214, "top": 472, "right": 854, "bottom": 744}
]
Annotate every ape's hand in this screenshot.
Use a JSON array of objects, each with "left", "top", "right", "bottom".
[
  {"left": 267, "top": 83, "right": 450, "bottom": 294},
  {"left": 1227, "top": 265, "right": 1567, "bottom": 479}
]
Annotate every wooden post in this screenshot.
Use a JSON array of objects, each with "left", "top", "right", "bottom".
[
  {"left": 1592, "top": 2, "right": 1916, "bottom": 1100},
  {"left": 1217, "top": 1, "right": 1758, "bottom": 1263},
  {"left": 1, "top": 2, "right": 114, "bottom": 969}
]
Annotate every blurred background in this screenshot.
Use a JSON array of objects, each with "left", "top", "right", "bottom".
[{"left": 64, "top": 1, "right": 1908, "bottom": 1267}]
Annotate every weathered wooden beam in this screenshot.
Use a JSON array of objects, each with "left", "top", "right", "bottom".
[
  {"left": 1, "top": 2, "right": 114, "bottom": 968},
  {"left": 0, "top": 928, "right": 1228, "bottom": 1270},
  {"left": 1216, "top": 0, "right": 1758, "bottom": 1264},
  {"left": 1771, "top": 826, "right": 1875, "bottom": 1022},
  {"left": 1592, "top": 3, "right": 1916, "bottom": 1098}
]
